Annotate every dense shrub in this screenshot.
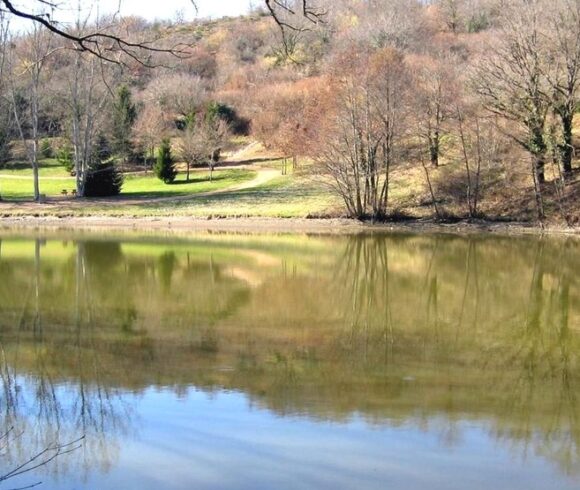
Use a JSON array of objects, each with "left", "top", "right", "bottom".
[{"left": 84, "top": 161, "right": 124, "bottom": 197}]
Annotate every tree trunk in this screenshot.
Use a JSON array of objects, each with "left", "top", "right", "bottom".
[
  {"left": 32, "top": 160, "right": 40, "bottom": 201},
  {"left": 186, "top": 161, "right": 190, "bottom": 182},
  {"left": 429, "top": 132, "right": 440, "bottom": 168},
  {"left": 422, "top": 157, "right": 441, "bottom": 220},
  {"left": 560, "top": 112, "right": 574, "bottom": 176},
  {"left": 535, "top": 153, "right": 546, "bottom": 185},
  {"left": 530, "top": 125, "right": 547, "bottom": 185},
  {"left": 531, "top": 156, "right": 545, "bottom": 222},
  {"left": 32, "top": 103, "right": 40, "bottom": 202}
]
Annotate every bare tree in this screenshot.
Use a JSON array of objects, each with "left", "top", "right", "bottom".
[
  {"left": 1, "top": 429, "right": 84, "bottom": 490},
  {"left": 8, "top": 25, "right": 55, "bottom": 201},
  {"left": 133, "top": 104, "right": 166, "bottom": 172},
  {"left": 315, "top": 48, "right": 410, "bottom": 220},
  {"left": 178, "top": 122, "right": 208, "bottom": 182},
  {"left": 55, "top": 12, "right": 121, "bottom": 197},
  {"left": 439, "top": 0, "right": 463, "bottom": 33},
  {"left": 544, "top": 0, "right": 580, "bottom": 176},
  {"left": 143, "top": 73, "right": 207, "bottom": 119},
  {"left": 473, "top": 0, "right": 551, "bottom": 218},
  {"left": 409, "top": 54, "right": 456, "bottom": 168},
  {"left": 179, "top": 114, "right": 228, "bottom": 182},
  {"left": 0, "top": 10, "right": 12, "bottom": 201},
  {"left": 264, "top": 0, "right": 327, "bottom": 58}
]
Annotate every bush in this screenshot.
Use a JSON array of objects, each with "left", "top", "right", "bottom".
[
  {"left": 84, "top": 161, "right": 124, "bottom": 197},
  {"left": 154, "top": 138, "right": 177, "bottom": 184},
  {"left": 40, "top": 138, "right": 53, "bottom": 158}
]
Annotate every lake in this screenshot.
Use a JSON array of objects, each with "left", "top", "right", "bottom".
[{"left": 0, "top": 230, "right": 578, "bottom": 489}]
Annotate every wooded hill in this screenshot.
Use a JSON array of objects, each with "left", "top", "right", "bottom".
[{"left": 1, "top": 0, "right": 579, "bottom": 224}]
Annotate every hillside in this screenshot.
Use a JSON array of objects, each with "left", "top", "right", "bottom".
[{"left": 0, "top": 0, "right": 578, "bottom": 227}]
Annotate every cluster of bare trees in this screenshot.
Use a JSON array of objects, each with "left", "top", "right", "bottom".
[
  {"left": 252, "top": 0, "right": 579, "bottom": 221},
  {"left": 0, "top": 0, "right": 577, "bottom": 222}
]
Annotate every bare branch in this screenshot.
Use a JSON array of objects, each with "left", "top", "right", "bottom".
[{"left": 0, "top": 0, "right": 193, "bottom": 66}]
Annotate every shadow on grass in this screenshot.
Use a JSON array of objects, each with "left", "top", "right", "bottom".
[
  {"left": 0, "top": 159, "right": 62, "bottom": 171},
  {"left": 136, "top": 180, "right": 328, "bottom": 211}
]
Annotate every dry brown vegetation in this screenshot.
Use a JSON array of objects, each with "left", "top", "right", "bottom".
[{"left": 0, "top": 0, "right": 578, "bottom": 225}]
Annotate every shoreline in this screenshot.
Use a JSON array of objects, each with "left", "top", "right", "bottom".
[{"left": 0, "top": 215, "right": 578, "bottom": 237}]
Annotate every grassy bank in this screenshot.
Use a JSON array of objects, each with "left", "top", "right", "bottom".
[{"left": 1, "top": 156, "right": 578, "bottom": 229}]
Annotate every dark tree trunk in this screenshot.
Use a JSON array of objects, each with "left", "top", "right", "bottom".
[
  {"left": 560, "top": 113, "right": 573, "bottom": 176},
  {"left": 429, "top": 132, "right": 440, "bottom": 168},
  {"left": 535, "top": 154, "right": 546, "bottom": 185},
  {"left": 430, "top": 144, "right": 439, "bottom": 168},
  {"left": 531, "top": 127, "right": 547, "bottom": 185}
]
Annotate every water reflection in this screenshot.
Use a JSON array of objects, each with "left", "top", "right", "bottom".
[{"left": 0, "top": 232, "right": 578, "bottom": 487}]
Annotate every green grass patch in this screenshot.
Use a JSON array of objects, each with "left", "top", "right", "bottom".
[
  {"left": 0, "top": 176, "right": 75, "bottom": 199},
  {"left": 120, "top": 169, "right": 252, "bottom": 199},
  {"left": 0, "top": 168, "right": 254, "bottom": 201}
]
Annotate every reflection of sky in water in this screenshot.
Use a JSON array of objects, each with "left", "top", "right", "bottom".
[{"left": 9, "top": 386, "right": 579, "bottom": 490}]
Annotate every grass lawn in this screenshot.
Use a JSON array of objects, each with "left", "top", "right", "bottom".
[
  {"left": 120, "top": 169, "right": 252, "bottom": 199},
  {"left": 0, "top": 167, "right": 254, "bottom": 200},
  {"left": 0, "top": 157, "right": 339, "bottom": 218},
  {"left": 80, "top": 175, "right": 340, "bottom": 218},
  {"left": 0, "top": 176, "right": 75, "bottom": 199}
]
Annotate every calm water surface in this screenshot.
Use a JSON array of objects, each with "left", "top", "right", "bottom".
[{"left": 0, "top": 231, "right": 578, "bottom": 489}]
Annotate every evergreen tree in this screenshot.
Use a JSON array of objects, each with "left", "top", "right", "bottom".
[
  {"left": 84, "top": 161, "right": 124, "bottom": 197},
  {"left": 154, "top": 138, "right": 177, "bottom": 184},
  {"left": 112, "top": 85, "right": 137, "bottom": 166},
  {"left": 95, "top": 133, "right": 113, "bottom": 162}
]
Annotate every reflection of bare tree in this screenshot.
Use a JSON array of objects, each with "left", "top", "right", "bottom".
[
  {"left": 332, "top": 234, "right": 579, "bottom": 470},
  {"left": 1, "top": 426, "right": 83, "bottom": 490},
  {"left": 337, "top": 237, "right": 395, "bottom": 361},
  {"left": 492, "top": 238, "right": 579, "bottom": 475},
  {"left": 0, "top": 240, "right": 136, "bottom": 487}
]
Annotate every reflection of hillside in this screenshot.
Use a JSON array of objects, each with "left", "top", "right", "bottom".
[{"left": 0, "top": 233, "right": 579, "bottom": 474}]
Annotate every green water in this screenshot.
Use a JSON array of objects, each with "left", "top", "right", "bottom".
[{"left": 0, "top": 231, "right": 578, "bottom": 489}]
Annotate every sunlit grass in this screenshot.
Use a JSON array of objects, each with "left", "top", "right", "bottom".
[
  {"left": 85, "top": 175, "right": 339, "bottom": 218},
  {"left": 0, "top": 167, "right": 254, "bottom": 201}
]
